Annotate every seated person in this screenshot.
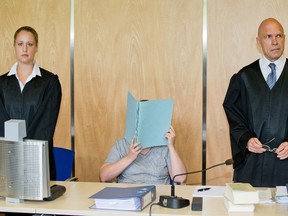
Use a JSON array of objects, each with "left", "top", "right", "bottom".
[{"left": 100, "top": 126, "right": 187, "bottom": 184}]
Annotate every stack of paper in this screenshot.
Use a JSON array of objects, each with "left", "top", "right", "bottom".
[
  {"left": 257, "top": 188, "right": 273, "bottom": 203},
  {"left": 275, "top": 185, "right": 288, "bottom": 204},
  {"left": 223, "top": 183, "right": 259, "bottom": 212}
]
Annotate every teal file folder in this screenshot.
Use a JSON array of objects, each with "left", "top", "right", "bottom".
[{"left": 125, "top": 92, "right": 174, "bottom": 148}]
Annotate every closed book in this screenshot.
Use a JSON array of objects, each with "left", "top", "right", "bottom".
[
  {"left": 224, "top": 196, "right": 255, "bottom": 212},
  {"left": 125, "top": 92, "right": 174, "bottom": 149},
  {"left": 224, "top": 183, "right": 259, "bottom": 204},
  {"left": 89, "top": 185, "right": 156, "bottom": 211}
]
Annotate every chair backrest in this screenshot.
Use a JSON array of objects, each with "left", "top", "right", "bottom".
[{"left": 53, "top": 147, "right": 75, "bottom": 181}]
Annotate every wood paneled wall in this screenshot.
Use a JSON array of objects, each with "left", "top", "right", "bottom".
[{"left": 0, "top": 0, "right": 287, "bottom": 185}]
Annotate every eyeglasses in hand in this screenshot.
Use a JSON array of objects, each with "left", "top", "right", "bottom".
[{"left": 262, "top": 137, "right": 277, "bottom": 153}]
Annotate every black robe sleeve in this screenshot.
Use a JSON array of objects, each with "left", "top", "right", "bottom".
[
  {"left": 223, "top": 73, "right": 256, "bottom": 168},
  {"left": 0, "top": 73, "right": 12, "bottom": 136}
]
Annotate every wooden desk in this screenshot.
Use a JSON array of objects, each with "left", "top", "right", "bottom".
[{"left": 0, "top": 181, "right": 287, "bottom": 215}]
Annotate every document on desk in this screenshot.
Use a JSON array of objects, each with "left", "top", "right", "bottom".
[{"left": 192, "top": 186, "right": 226, "bottom": 198}]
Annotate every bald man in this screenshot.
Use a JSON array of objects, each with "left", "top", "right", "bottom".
[{"left": 223, "top": 18, "right": 288, "bottom": 187}]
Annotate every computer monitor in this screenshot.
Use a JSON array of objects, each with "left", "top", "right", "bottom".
[{"left": 0, "top": 138, "right": 51, "bottom": 202}]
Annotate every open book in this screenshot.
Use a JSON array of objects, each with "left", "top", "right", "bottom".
[{"left": 125, "top": 92, "right": 174, "bottom": 149}]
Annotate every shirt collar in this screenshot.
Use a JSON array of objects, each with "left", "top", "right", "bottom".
[
  {"left": 260, "top": 55, "right": 286, "bottom": 69},
  {"left": 259, "top": 55, "right": 286, "bottom": 80},
  {"left": 7, "top": 62, "right": 42, "bottom": 77}
]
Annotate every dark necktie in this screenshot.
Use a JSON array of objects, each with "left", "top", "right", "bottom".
[{"left": 267, "top": 63, "right": 276, "bottom": 89}]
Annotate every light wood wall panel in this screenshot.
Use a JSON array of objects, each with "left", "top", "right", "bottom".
[
  {"left": 74, "top": 0, "right": 203, "bottom": 184},
  {"left": 206, "top": 0, "right": 288, "bottom": 185},
  {"left": 0, "top": 0, "right": 71, "bottom": 148}
]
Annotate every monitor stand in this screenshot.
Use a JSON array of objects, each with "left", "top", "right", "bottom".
[{"left": 6, "top": 197, "right": 24, "bottom": 203}]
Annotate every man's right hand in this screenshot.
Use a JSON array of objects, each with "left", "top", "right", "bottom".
[
  {"left": 247, "top": 137, "right": 266, "bottom": 154},
  {"left": 127, "top": 136, "right": 142, "bottom": 161}
]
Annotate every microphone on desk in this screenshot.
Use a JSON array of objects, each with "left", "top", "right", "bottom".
[{"left": 158, "top": 158, "right": 234, "bottom": 209}]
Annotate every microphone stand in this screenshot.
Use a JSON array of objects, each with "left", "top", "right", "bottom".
[{"left": 158, "top": 159, "right": 234, "bottom": 209}]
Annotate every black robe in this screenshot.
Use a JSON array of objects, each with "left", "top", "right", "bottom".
[
  {"left": 223, "top": 59, "right": 288, "bottom": 187},
  {"left": 0, "top": 68, "right": 62, "bottom": 180}
]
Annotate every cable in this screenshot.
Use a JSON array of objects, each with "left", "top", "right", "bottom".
[{"left": 149, "top": 202, "right": 160, "bottom": 216}]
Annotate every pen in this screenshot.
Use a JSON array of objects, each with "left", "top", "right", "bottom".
[{"left": 197, "top": 187, "right": 211, "bottom": 192}]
